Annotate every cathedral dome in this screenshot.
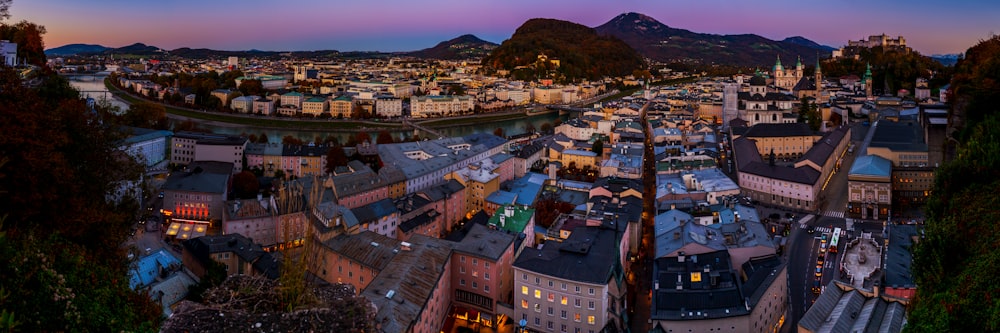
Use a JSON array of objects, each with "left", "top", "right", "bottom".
[{"left": 749, "top": 74, "right": 767, "bottom": 86}]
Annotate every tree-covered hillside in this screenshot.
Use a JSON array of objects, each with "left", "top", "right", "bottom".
[
  {"left": 482, "top": 18, "right": 646, "bottom": 83},
  {"left": 907, "top": 35, "right": 1000, "bottom": 333},
  {"left": 822, "top": 46, "right": 951, "bottom": 96}
]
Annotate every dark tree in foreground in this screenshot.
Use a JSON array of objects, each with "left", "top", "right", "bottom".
[
  {"left": 231, "top": 171, "right": 260, "bottom": 199},
  {"left": 907, "top": 35, "right": 1000, "bottom": 333},
  {"left": 325, "top": 144, "right": 348, "bottom": 173},
  {"left": 0, "top": 67, "right": 161, "bottom": 331}
]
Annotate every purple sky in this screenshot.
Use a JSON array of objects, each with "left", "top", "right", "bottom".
[{"left": 12, "top": 0, "right": 997, "bottom": 55}]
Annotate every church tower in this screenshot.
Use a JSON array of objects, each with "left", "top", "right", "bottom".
[
  {"left": 862, "top": 63, "right": 873, "bottom": 98},
  {"left": 795, "top": 56, "right": 804, "bottom": 81}
]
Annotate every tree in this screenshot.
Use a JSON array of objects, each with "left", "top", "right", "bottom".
[
  {"left": 0, "top": 65, "right": 161, "bottom": 331},
  {"left": 906, "top": 35, "right": 1000, "bottom": 333},
  {"left": 493, "top": 128, "right": 505, "bottom": 138},
  {"left": 0, "top": 0, "right": 10, "bottom": 21},
  {"left": 591, "top": 139, "right": 604, "bottom": 156},
  {"left": 258, "top": 133, "right": 270, "bottom": 144},
  {"left": 325, "top": 144, "right": 348, "bottom": 173},
  {"left": 354, "top": 132, "right": 371, "bottom": 145},
  {"left": 540, "top": 122, "right": 553, "bottom": 133},
  {"left": 0, "top": 20, "right": 46, "bottom": 66},
  {"left": 322, "top": 135, "right": 339, "bottom": 146},
  {"left": 525, "top": 123, "right": 536, "bottom": 134},
  {"left": 123, "top": 101, "right": 168, "bottom": 129},
  {"left": 376, "top": 130, "right": 394, "bottom": 145},
  {"left": 231, "top": 171, "right": 259, "bottom": 199},
  {"left": 282, "top": 135, "right": 303, "bottom": 145},
  {"left": 238, "top": 79, "right": 264, "bottom": 97}
]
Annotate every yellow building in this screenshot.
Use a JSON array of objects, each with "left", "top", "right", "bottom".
[
  {"left": 741, "top": 123, "right": 818, "bottom": 159},
  {"left": 330, "top": 95, "right": 354, "bottom": 118}
]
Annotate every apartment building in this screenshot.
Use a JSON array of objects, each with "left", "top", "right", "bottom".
[
  {"left": 171, "top": 131, "right": 248, "bottom": 173},
  {"left": 410, "top": 95, "right": 474, "bottom": 118}
]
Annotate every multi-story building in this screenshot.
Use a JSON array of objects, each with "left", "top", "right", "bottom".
[
  {"left": 532, "top": 86, "right": 563, "bottom": 104},
  {"left": 245, "top": 142, "right": 284, "bottom": 177},
  {"left": 446, "top": 221, "right": 517, "bottom": 330},
  {"left": 222, "top": 196, "right": 278, "bottom": 247},
  {"left": 377, "top": 133, "right": 506, "bottom": 195},
  {"left": 351, "top": 198, "right": 400, "bottom": 239},
  {"left": 512, "top": 142, "right": 545, "bottom": 179},
  {"left": 847, "top": 155, "right": 892, "bottom": 220},
  {"left": 301, "top": 96, "right": 328, "bottom": 116},
  {"left": 490, "top": 205, "right": 537, "bottom": 256},
  {"left": 0, "top": 40, "right": 15, "bottom": 66},
  {"left": 410, "top": 95, "right": 474, "bottom": 118},
  {"left": 235, "top": 74, "right": 287, "bottom": 90},
  {"left": 162, "top": 162, "right": 232, "bottom": 235},
  {"left": 120, "top": 127, "right": 172, "bottom": 169},
  {"left": 170, "top": 131, "right": 248, "bottom": 173},
  {"left": 375, "top": 95, "right": 403, "bottom": 118},
  {"left": 866, "top": 120, "right": 934, "bottom": 209},
  {"left": 230, "top": 95, "right": 257, "bottom": 113},
  {"left": 513, "top": 226, "right": 627, "bottom": 333},
  {"left": 181, "top": 234, "right": 280, "bottom": 281},
  {"left": 252, "top": 98, "right": 275, "bottom": 115},
  {"left": 330, "top": 94, "right": 354, "bottom": 118},
  {"left": 280, "top": 143, "right": 329, "bottom": 178},
  {"left": 650, "top": 251, "right": 787, "bottom": 333},
  {"left": 739, "top": 123, "right": 818, "bottom": 160},
  {"left": 447, "top": 162, "right": 500, "bottom": 215},
  {"left": 738, "top": 74, "right": 797, "bottom": 127},
  {"left": 733, "top": 126, "right": 851, "bottom": 211},
  {"left": 280, "top": 91, "right": 304, "bottom": 109}
]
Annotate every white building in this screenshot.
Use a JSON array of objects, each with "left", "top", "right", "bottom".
[
  {"left": 280, "top": 91, "right": 304, "bottom": 108},
  {"left": 0, "top": 40, "right": 16, "bottom": 67},
  {"left": 410, "top": 95, "right": 474, "bottom": 118},
  {"left": 252, "top": 99, "right": 275, "bottom": 115},
  {"left": 230, "top": 95, "right": 258, "bottom": 113},
  {"left": 375, "top": 96, "right": 403, "bottom": 118},
  {"left": 121, "top": 128, "right": 173, "bottom": 169}
]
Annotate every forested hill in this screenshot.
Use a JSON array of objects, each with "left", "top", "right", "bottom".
[
  {"left": 482, "top": 18, "right": 646, "bottom": 82},
  {"left": 907, "top": 35, "right": 1000, "bottom": 333}
]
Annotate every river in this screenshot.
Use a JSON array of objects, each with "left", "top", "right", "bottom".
[{"left": 67, "top": 75, "right": 565, "bottom": 143}]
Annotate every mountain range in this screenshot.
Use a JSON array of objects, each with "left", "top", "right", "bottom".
[
  {"left": 594, "top": 12, "right": 832, "bottom": 66},
  {"left": 46, "top": 12, "right": 838, "bottom": 67}
]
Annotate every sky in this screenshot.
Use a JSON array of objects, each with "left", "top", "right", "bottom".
[{"left": 11, "top": 0, "right": 999, "bottom": 55}]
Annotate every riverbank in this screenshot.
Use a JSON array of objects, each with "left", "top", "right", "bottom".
[{"left": 103, "top": 78, "right": 555, "bottom": 132}]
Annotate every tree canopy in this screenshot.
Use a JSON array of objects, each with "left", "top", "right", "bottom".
[
  {"left": 907, "top": 35, "right": 1000, "bottom": 333},
  {"left": 0, "top": 67, "right": 161, "bottom": 331}
]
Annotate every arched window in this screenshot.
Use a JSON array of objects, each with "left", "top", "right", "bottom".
[
  {"left": 755, "top": 114, "right": 760, "bottom": 121},
  {"left": 772, "top": 114, "right": 778, "bottom": 122}
]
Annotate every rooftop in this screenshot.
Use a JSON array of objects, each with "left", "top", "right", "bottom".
[
  {"left": 513, "top": 226, "right": 621, "bottom": 285},
  {"left": 363, "top": 234, "right": 453, "bottom": 333},
  {"left": 849, "top": 154, "right": 893, "bottom": 178},
  {"left": 488, "top": 205, "right": 535, "bottom": 234},
  {"left": 798, "top": 281, "right": 907, "bottom": 333}
]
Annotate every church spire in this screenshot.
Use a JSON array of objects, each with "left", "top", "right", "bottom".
[{"left": 774, "top": 55, "right": 783, "bottom": 71}]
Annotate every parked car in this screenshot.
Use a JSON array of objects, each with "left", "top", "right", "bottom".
[
  {"left": 817, "top": 254, "right": 825, "bottom": 265},
  {"left": 815, "top": 266, "right": 823, "bottom": 277}
]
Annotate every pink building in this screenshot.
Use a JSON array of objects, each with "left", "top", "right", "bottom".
[
  {"left": 448, "top": 222, "right": 518, "bottom": 329},
  {"left": 361, "top": 235, "right": 455, "bottom": 333}
]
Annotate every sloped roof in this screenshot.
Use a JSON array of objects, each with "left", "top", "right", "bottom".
[{"left": 849, "top": 155, "right": 892, "bottom": 178}]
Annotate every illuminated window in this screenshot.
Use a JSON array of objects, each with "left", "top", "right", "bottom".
[
  {"left": 587, "top": 316, "right": 595, "bottom": 325},
  {"left": 522, "top": 286, "right": 528, "bottom": 295},
  {"left": 534, "top": 303, "right": 541, "bottom": 312},
  {"left": 574, "top": 313, "right": 581, "bottom": 322},
  {"left": 561, "top": 296, "right": 568, "bottom": 305},
  {"left": 548, "top": 293, "right": 555, "bottom": 302},
  {"left": 521, "top": 300, "right": 528, "bottom": 308},
  {"left": 534, "top": 289, "right": 541, "bottom": 299}
]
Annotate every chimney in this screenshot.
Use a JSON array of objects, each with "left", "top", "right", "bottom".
[{"left": 678, "top": 251, "right": 686, "bottom": 262}]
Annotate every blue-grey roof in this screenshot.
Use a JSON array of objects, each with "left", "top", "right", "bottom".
[
  {"left": 513, "top": 226, "right": 620, "bottom": 285},
  {"left": 121, "top": 126, "right": 173, "bottom": 145},
  {"left": 653, "top": 209, "right": 773, "bottom": 258},
  {"left": 849, "top": 155, "right": 893, "bottom": 178},
  {"left": 162, "top": 168, "right": 230, "bottom": 194},
  {"left": 798, "top": 281, "right": 907, "bottom": 333},
  {"left": 485, "top": 190, "right": 517, "bottom": 206},
  {"left": 884, "top": 224, "right": 919, "bottom": 288},
  {"left": 130, "top": 248, "right": 181, "bottom": 289},
  {"left": 377, "top": 134, "right": 506, "bottom": 181},
  {"left": 508, "top": 172, "right": 547, "bottom": 206},
  {"left": 351, "top": 198, "right": 398, "bottom": 223}
]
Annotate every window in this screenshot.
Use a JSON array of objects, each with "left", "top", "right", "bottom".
[
  {"left": 521, "top": 300, "right": 528, "bottom": 309},
  {"left": 534, "top": 317, "right": 540, "bottom": 325},
  {"left": 574, "top": 299, "right": 581, "bottom": 307},
  {"left": 575, "top": 286, "right": 581, "bottom": 293},
  {"left": 548, "top": 293, "right": 555, "bottom": 302},
  {"left": 547, "top": 307, "right": 553, "bottom": 316},
  {"left": 561, "top": 296, "right": 568, "bottom": 305},
  {"left": 561, "top": 310, "right": 567, "bottom": 319},
  {"left": 461, "top": 256, "right": 465, "bottom": 263},
  {"left": 587, "top": 316, "right": 595, "bottom": 325},
  {"left": 472, "top": 270, "right": 478, "bottom": 277},
  {"left": 534, "top": 289, "right": 541, "bottom": 299},
  {"left": 574, "top": 313, "right": 581, "bottom": 322},
  {"left": 548, "top": 280, "right": 554, "bottom": 287},
  {"left": 522, "top": 286, "right": 528, "bottom": 295},
  {"left": 485, "top": 262, "right": 490, "bottom": 269},
  {"left": 485, "top": 285, "right": 490, "bottom": 292},
  {"left": 588, "top": 288, "right": 595, "bottom": 295},
  {"left": 472, "top": 258, "right": 478, "bottom": 266},
  {"left": 485, "top": 272, "right": 490, "bottom": 280},
  {"left": 561, "top": 283, "right": 567, "bottom": 290},
  {"left": 588, "top": 301, "right": 595, "bottom": 309},
  {"left": 534, "top": 304, "right": 541, "bottom": 312},
  {"left": 523, "top": 273, "right": 528, "bottom": 280},
  {"left": 460, "top": 266, "right": 465, "bottom": 274},
  {"left": 460, "top": 279, "right": 465, "bottom": 286},
  {"left": 547, "top": 321, "right": 553, "bottom": 329}
]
